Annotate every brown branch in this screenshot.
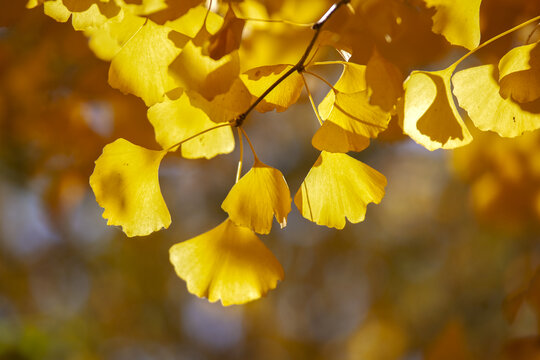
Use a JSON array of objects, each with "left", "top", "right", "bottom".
[{"left": 233, "top": 0, "right": 350, "bottom": 127}]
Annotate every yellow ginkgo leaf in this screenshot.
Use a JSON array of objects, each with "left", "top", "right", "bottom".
[
  {"left": 316, "top": 62, "right": 367, "bottom": 124},
  {"left": 86, "top": 12, "right": 147, "bottom": 61},
  {"left": 499, "top": 41, "right": 540, "bottom": 103},
  {"left": 401, "top": 68, "right": 472, "bottom": 150},
  {"left": 313, "top": 90, "right": 390, "bottom": 153},
  {"left": 241, "top": 64, "right": 304, "bottom": 112},
  {"left": 452, "top": 64, "right": 540, "bottom": 137},
  {"left": 109, "top": 19, "right": 182, "bottom": 106},
  {"left": 147, "top": 91, "right": 234, "bottom": 159},
  {"left": 424, "top": 0, "right": 482, "bottom": 50},
  {"left": 294, "top": 151, "right": 386, "bottom": 229},
  {"left": 366, "top": 48, "right": 404, "bottom": 113},
  {"left": 163, "top": 3, "right": 222, "bottom": 37},
  {"left": 39, "top": 0, "right": 122, "bottom": 31},
  {"left": 333, "top": 63, "right": 368, "bottom": 93},
  {"left": 312, "top": 120, "right": 370, "bottom": 153},
  {"left": 169, "top": 219, "right": 284, "bottom": 306},
  {"left": 208, "top": 5, "right": 245, "bottom": 60},
  {"left": 169, "top": 41, "right": 240, "bottom": 101},
  {"left": 222, "top": 160, "right": 291, "bottom": 234},
  {"left": 89, "top": 138, "right": 170, "bottom": 237}
]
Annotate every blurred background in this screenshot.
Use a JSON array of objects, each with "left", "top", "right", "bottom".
[{"left": 1, "top": 0, "right": 540, "bottom": 359}]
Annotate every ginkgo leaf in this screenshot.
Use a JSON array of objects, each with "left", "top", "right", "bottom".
[
  {"left": 294, "top": 151, "right": 386, "bottom": 229},
  {"left": 43, "top": 0, "right": 70, "bottom": 23},
  {"left": 241, "top": 64, "right": 304, "bottom": 112},
  {"left": 401, "top": 68, "right": 472, "bottom": 150},
  {"left": 39, "top": 0, "right": 122, "bottom": 31},
  {"left": 86, "top": 12, "right": 146, "bottom": 61},
  {"left": 498, "top": 41, "right": 540, "bottom": 103},
  {"left": 366, "top": 48, "right": 403, "bottom": 113},
  {"left": 169, "top": 219, "right": 284, "bottom": 306},
  {"left": 109, "top": 19, "right": 183, "bottom": 106},
  {"left": 164, "top": 4, "right": 223, "bottom": 38},
  {"left": 222, "top": 159, "right": 291, "bottom": 234},
  {"left": 208, "top": 5, "right": 245, "bottom": 60},
  {"left": 313, "top": 90, "right": 390, "bottom": 153},
  {"left": 169, "top": 40, "right": 240, "bottom": 101},
  {"left": 312, "top": 120, "right": 370, "bottom": 153},
  {"left": 89, "top": 138, "right": 170, "bottom": 237},
  {"left": 333, "top": 63, "right": 368, "bottom": 93},
  {"left": 147, "top": 91, "right": 234, "bottom": 159},
  {"left": 315, "top": 62, "right": 367, "bottom": 124},
  {"left": 316, "top": 30, "right": 353, "bottom": 61},
  {"left": 424, "top": 0, "right": 482, "bottom": 50},
  {"left": 452, "top": 64, "right": 540, "bottom": 137}
]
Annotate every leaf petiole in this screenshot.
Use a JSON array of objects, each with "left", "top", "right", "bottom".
[{"left": 166, "top": 122, "right": 233, "bottom": 152}]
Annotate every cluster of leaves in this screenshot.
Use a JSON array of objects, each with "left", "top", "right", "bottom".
[{"left": 27, "top": 0, "right": 540, "bottom": 306}]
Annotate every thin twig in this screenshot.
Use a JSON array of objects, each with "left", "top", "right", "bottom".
[{"left": 234, "top": 0, "right": 350, "bottom": 127}]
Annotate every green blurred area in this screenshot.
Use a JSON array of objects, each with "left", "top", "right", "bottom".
[{"left": 1, "top": 1, "right": 540, "bottom": 359}]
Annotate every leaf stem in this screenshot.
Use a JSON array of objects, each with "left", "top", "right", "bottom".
[
  {"left": 236, "top": 17, "right": 312, "bottom": 27},
  {"left": 166, "top": 122, "right": 232, "bottom": 152},
  {"left": 451, "top": 15, "right": 540, "bottom": 71},
  {"left": 239, "top": 127, "right": 260, "bottom": 163},
  {"left": 301, "top": 73, "right": 324, "bottom": 126},
  {"left": 304, "top": 70, "right": 338, "bottom": 92},
  {"left": 312, "top": 60, "right": 349, "bottom": 66},
  {"left": 233, "top": 0, "right": 350, "bottom": 127},
  {"left": 236, "top": 127, "right": 243, "bottom": 183}
]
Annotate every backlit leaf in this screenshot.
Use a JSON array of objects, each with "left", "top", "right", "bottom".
[
  {"left": 208, "top": 6, "right": 245, "bottom": 60},
  {"left": 147, "top": 91, "right": 234, "bottom": 159},
  {"left": 452, "top": 64, "right": 540, "bottom": 137},
  {"left": 169, "top": 40, "right": 240, "bottom": 101},
  {"left": 169, "top": 219, "right": 284, "bottom": 306},
  {"left": 89, "top": 139, "right": 170, "bottom": 237},
  {"left": 222, "top": 159, "right": 291, "bottom": 234},
  {"left": 241, "top": 64, "right": 304, "bottom": 112},
  {"left": 313, "top": 90, "right": 389, "bottom": 153},
  {"left": 499, "top": 41, "right": 540, "bottom": 103},
  {"left": 366, "top": 48, "right": 404, "bottom": 113},
  {"left": 108, "top": 19, "right": 183, "bottom": 106},
  {"left": 294, "top": 151, "right": 386, "bottom": 229},
  {"left": 424, "top": 0, "right": 482, "bottom": 50},
  {"left": 401, "top": 68, "right": 472, "bottom": 150}
]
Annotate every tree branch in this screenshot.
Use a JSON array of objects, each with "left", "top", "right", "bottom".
[{"left": 233, "top": 0, "right": 350, "bottom": 127}]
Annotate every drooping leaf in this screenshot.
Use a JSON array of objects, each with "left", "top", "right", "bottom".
[
  {"left": 169, "top": 219, "right": 284, "bottom": 306},
  {"left": 164, "top": 4, "right": 223, "bottom": 38},
  {"left": 401, "top": 68, "right": 472, "bottom": 150},
  {"left": 147, "top": 91, "right": 234, "bottom": 159},
  {"left": 186, "top": 79, "right": 252, "bottom": 124},
  {"left": 169, "top": 40, "right": 240, "bottom": 101},
  {"left": 499, "top": 41, "right": 540, "bottom": 103},
  {"left": 208, "top": 5, "right": 245, "bottom": 60},
  {"left": 313, "top": 90, "right": 389, "bottom": 152},
  {"left": 37, "top": 0, "right": 123, "bottom": 31},
  {"left": 222, "top": 159, "right": 291, "bottom": 234},
  {"left": 452, "top": 64, "right": 540, "bottom": 137},
  {"left": 108, "top": 19, "right": 183, "bottom": 106},
  {"left": 86, "top": 12, "right": 147, "bottom": 61},
  {"left": 294, "top": 151, "right": 386, "bottom": 229},
  {"left": 241, "top": 64, "right": 304, "bottom": 112},
  {"left": 312, "top": 119, "right": 370, "bottom": 153},
  {"left": 424, "top": 0, "right": 482, "bottom": 50},
  {"left": 366, "top": 47, "right": 404, "bottom": 113},
  {"left": 89, "top": 139, "right": 170, "bottom": 237}
]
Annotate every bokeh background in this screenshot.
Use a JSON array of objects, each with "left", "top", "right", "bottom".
[{"left": 1, "top": 1, "right": 540, "bottom": 359}]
